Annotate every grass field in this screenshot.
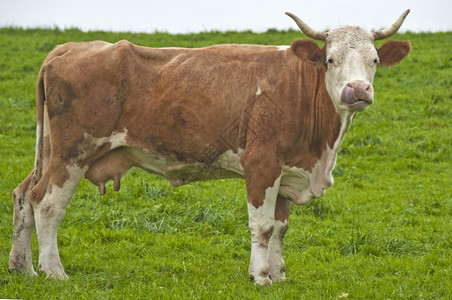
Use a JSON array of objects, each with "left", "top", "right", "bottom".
[{"left": 0, "top": 27, "right": 451, "bottom": 299}]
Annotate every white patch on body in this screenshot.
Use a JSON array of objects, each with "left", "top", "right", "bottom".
[
  {"left": 256, "top": 86, "right": 262, "bottom": 96},
  {"left": 127, "top": 148, "right": 244, "bottom": 186},
  {"left": 83, "top": 128, "right": 129, "bottom": 150},
  {"left": 102, "top": 129, "right": 129, "bottom": 148},
  {"left": 109, "top": 129, "right": 129, "bottom": 148},
  {"left": 279, "top": 165, "right": 313, "bottom": 204},
  {"left": 214, "top": 149, "right": 244, "bottom": 175},
  {"left": 277, "top": 45, "right": 290, "bottom": 51}
]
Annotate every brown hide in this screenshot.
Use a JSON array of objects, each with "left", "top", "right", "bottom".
[{"left": 39, "top": 40, "right": 340, "bottom": 195}]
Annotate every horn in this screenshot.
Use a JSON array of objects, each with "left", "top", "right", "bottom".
[
  {"left": 373, "top": 9, "right": 410, "bottom": 40},
  {"left": 285, "top": 12, "right": 327, "bottom": 41}
]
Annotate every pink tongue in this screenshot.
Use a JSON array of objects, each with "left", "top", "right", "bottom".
[{"left": 341, "top": 85, "right": 356, "bottom": 104}]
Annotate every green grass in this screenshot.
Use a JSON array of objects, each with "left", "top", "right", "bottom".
[{"left": 1, "top": 27, "right": 451, "bottom": 299}]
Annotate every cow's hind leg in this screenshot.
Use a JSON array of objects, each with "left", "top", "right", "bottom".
[
  {"left": 30, "top": 163, "right": 85, "bottom": 279},
  {"left": 267, "top": 195, "right": 290, "bottom": 282},
  {"left": 9, "top": 173, "right": 37, "bottom": 276}
]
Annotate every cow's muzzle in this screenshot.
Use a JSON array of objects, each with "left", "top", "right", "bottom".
[{"left": 341, "top": 80, "right": 374, "bottom": 111}]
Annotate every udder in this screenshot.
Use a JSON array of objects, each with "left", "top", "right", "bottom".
[{"left": 85, "top": 147, "right": 136, "bottom": 195}]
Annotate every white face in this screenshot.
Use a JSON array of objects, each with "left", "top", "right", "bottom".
[{"left": 324, "top": 26, "right": 379, "bottom": 113}]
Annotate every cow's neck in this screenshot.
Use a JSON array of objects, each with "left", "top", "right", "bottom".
[
  {"left": 279, "top": 64, "right": 356, "bottom": 203},
  {"left": 283, "top": 61, "right": 347, "bottom": 171}
]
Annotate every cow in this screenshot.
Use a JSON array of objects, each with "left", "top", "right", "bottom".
[{"left": 9, "top": 10, "right": 411, "bottom": 285}]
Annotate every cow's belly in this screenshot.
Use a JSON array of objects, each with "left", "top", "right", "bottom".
[
  {"left": 85, "top": 147, "right": 244, "bottom": 191},
  {"left": 131, "top": 148, "right": 244, "bottom": 186},
  {"left": 85, "top": 141, "right": 337, "bottom": 202}
]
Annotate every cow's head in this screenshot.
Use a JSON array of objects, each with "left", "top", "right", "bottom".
[{"left": 287, "top": 10, "right": 411, "bottom": 112}]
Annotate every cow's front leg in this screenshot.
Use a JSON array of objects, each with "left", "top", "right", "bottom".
[
  {"left": 268, "top": 195, "right": 290, "bottom": 282},
  {"left": 246, "top": 168, "right": 282, "bottom": 286}
]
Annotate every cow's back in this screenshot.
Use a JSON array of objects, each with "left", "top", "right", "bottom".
[{"left": 125, "top": 44, "right": 287, "bottom": 161}]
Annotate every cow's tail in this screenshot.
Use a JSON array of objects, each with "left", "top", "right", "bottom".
[{"left": 31, "top": 68, "right": 45, "bottom": 186}]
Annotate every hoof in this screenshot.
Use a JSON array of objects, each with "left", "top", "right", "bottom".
[
  {"left": 39, "top": 268, "right": 69, "bottom": 280},
  {"left": 269, "top": 272, "right": 286, "bottom": 283},
  {"left": 8, "top": 264, "right": 38, "bottom": 277},
  {"left": 46, "top": 272, "right": 69, "bottom": 280},
  {"left": 250, "top": 274, "right": 272, "bottom": 286}
]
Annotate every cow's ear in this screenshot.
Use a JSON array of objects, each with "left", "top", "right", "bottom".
[
  {"left": 291, "top": 40, "right": 326, "bottom": 66},
  {"left": 377, "top": 40, "right": 411, "bottom": 66}
]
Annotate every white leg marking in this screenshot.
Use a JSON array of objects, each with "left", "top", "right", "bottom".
[
  {"left": 9, "top": 181, "right": 37, "bottom": 276},
  {"left": 268, "top": 219, "right": 288, "bottom": 282},
  {"left": 33, "top": 166, "right": 85, "bottom": 280},
  {"left": 248, "top": 176, "right": 281, "bottom": 286}
]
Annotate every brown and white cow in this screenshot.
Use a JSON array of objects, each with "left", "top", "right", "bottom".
[{"left": 9, "top": 10, "right": 411, "bottom": 285}]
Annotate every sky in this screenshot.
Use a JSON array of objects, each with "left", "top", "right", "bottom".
[{"left": 1, "top": 0, "right": 451, "bottom": 34}]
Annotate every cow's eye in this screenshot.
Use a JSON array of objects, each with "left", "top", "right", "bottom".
[
  {"left": 327, "top": 58, "right": 334, "bottom": 64},
  {"left": 373, "top": 58, "right": 379, "bottom": 64}
]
